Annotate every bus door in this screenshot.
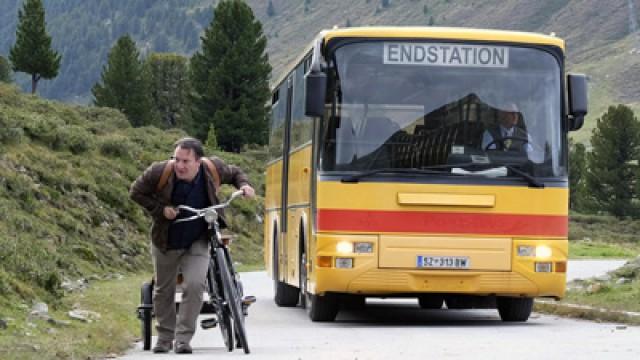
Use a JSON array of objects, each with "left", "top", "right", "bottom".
[{"left": 277, "top": 75, "right": 294, "bottom": 282}]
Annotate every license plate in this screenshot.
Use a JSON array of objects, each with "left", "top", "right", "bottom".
[{"left": 417, "top": 255, "right": 470, "bottom": 269}]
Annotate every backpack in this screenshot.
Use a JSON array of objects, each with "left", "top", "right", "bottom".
[{"left": 156, "top": 157, "right": 221, "bottom": 192}]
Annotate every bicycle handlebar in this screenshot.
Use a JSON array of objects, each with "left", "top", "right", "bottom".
[{"left": 173, "top": 189, "right": 245, "bottom": 224}]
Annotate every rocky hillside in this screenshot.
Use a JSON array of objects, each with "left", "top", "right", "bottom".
[
  {"left": 1, "top": 0, "right": 639, "bottom": 141},
  {"left": 0, "top": 83, "right": 265, "bottom": 304}
]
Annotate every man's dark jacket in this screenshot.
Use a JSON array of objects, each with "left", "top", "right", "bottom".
[{"left": 129, "top": 156, "right": 250, "bottom": 251}]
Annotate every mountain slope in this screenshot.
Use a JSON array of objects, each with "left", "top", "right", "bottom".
[
  {"left": 0, "top": 0, "right": 639, "bottom": 141},
  {"left": 0, "top": 83, "right": 265, "bottom": 302}
]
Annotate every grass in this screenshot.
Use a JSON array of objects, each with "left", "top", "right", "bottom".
[
  {"left": 569, "top": 241, "right": 640, "bottom": 259},
  {"left": 0, "top": 273, "right": 151, "bottom": 360},
  {"left": 568, "top": 213, "right": 640, "bottom": 259},
  {"left": 0, "top": 265, "right": 265, "bottom": 359},
  {"left": 564, "top": 283, "right": 640, "bottom": 313},
  {"left": 536, "top": 253, "right": 640, "bottom": 324}
]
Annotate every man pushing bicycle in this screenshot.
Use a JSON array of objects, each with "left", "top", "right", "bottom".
[{"left": 130, "top": 137, "right": 255, "bottom": 354}]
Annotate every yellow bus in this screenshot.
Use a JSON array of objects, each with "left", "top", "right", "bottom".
[{"left": 264, "top": 27, "right": 588, "bottom": 322}]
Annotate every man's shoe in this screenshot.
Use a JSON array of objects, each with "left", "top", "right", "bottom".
[
  {"left": 152, "top": 339, "right": 173, "bottom": 353},
  {"left": 175, "top": 342, "right": 193, "bottom": 354}
]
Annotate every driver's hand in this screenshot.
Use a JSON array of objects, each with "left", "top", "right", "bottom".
[
  {"left": 163, "top": 206, "right": 178, "bottom": 220},
  {"left": 240, "top": 185, "right": 255, "bottom": 198}
]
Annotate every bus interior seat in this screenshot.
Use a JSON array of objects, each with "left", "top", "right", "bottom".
[{"left": 357, "top": 116, "right": 400, "bottom": 157}]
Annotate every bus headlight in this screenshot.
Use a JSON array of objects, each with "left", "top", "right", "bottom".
[
  {"left": 517, "top": 245, "right": 552, "bottom": 259},
  {"left": 535, "top": 245, "right": 552, "bottom": 259},
  {"left": 336, "top": 241, "right": 352, "bottom": 254},
  {"left": 336, "top": 241, "right": 374, "bottom": 254}
]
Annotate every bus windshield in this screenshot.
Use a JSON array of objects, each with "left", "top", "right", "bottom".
[{"left": 320, "top": 41, "right": 565, "bottom": 180}]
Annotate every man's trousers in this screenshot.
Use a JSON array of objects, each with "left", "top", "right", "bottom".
[{"left": 152, "top": 239, "right": 209, "bottom": 344}]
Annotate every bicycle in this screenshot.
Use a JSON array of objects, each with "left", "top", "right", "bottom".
[{"left": 137, "top": 189, "right": 254, "bottom": 354}]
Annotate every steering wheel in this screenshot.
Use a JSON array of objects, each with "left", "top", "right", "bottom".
[{"left": 483, "top": 135, "right": 530, "bottom": 151}]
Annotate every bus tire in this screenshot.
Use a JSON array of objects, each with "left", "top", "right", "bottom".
[
  {"left": 274, "top": 280, "right": 299, "bottom": 307},
  {"left": 497, "top": 297, "right": 533, "bottom": 322},
  {"left": 418, "top": 295, "right": 444, "bottom": 309},
  {"left": 306, "top": 293, "right": 338, "bottom": 322}
]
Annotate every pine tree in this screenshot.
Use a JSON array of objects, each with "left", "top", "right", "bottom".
[
  {"left": 569, "top": 139, "right": 587, "bottom": 211},
  {"left": 0, "top": 55, "right": 12, "bottom": 83},
  {"left": 267, "top": 0, "right": 276, "bottom": 17},
  {"left": 92, "top": 35, "right": 150, "bottom": 127},
  {"left": 190, "top": 0, "right": 271, "bottom": 152},
  {"left": 143, "top": 53, "right": 192, "bottom": 130},
  {"left": 9, "top": 0, "right": 61, "bottom": 94},
  {"left": 585, "top": 105, "right": 640, "bottom": 218},
  {"left": 205, "top": 124, "right": 219, "bottom": 150}
]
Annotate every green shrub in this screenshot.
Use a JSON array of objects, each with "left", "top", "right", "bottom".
[
  {"left": 0, "top": 112, "right": 25, "bottom": 145},
  {"left": 23, "top": 115, "right": 62, "bottom": 146},
  {"left": 54, "top": 125, "right": 94, "bottom": 154},
  {"left": 4, "top": 173, "right": 37, "bottom": 210},
  {"left": 0, "top": 126, "right": 24, "bottom": 145},
  {"left": 99, "top": 134, "right": 140, "bottom": 159}
]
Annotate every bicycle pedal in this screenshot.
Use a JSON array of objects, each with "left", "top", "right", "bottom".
[
  {"left": 200, "top": 318, "right": 218, "bottom": 329},
  {"left": 242, "top": 296, "right": 256, "bottom": 305}
]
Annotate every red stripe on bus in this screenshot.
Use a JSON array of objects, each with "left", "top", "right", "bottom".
[{"left": 317, "top": 209, "right": 567, "bottom": 237}]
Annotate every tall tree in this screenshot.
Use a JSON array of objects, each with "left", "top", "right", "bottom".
[
  {"left": 585, "top": 105, "right": 640, "bottom": 218},
  {"left": 92, "top": 35, "right": 150, "bottom": 127},
  {"left": 143, "top": 53, "right": 192, "bottom": 130},
  {"left": 9, "top": 0, "right": 61, "bottom": 94},
  {"left": 0, "top": 55, "right": 12, "bottom": 83},
  {"left": 190, "top": 0, "right": 271, "bottom": 152},
  {"left": 267, "top": 0, "right": 276, "bottom": 17}
]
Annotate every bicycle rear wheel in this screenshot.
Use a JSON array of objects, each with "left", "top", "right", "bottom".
[
  {"left": 216, "top": 249, "right": 250, "bottom": 354},
  {"left": 207, "top": 258, "right": 233, "bottom": 351},
  {"left": 140, "top": 282, "right": 153, "bottom": 351}
]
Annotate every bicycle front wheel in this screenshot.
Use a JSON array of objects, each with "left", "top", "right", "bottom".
[
  {"left": 216, "top": 249, "right": 250, "bottom": 354},
  {"left": 207, "top": 258, "right": 233, "bottom": 351}
]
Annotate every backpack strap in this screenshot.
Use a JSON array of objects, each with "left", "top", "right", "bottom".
[
  {"left": 155, "top": 158, "right": 221, "bottom": 193},
  {"left": 156, "top": 160, "right": 175, "bottom": 192},
  {"left": 202, "top": 157, "right": 221, "bottom": 189}
]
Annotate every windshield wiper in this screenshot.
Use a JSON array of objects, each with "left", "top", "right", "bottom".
[
  {"left": 422, "top": 163, "right": 544, "bottom": 188},
  {"left": 341, "top": 168, "right": 457, "bottom": 183},
  {"left": 503, "top": 164, "right": 544, "bottom": 188}
]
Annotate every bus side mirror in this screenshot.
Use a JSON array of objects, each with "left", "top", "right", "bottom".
[
  {"left": 567, "top": 73, "right": 588, "bottom": 131},
  {"left": 305, "top": 71, "right": 327, "bottom": 117}
]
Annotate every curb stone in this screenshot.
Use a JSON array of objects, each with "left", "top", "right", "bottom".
[{"left": 534, "top": 299, "right": 640, "bottom": 325}]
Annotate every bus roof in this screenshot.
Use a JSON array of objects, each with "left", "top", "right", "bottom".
[
  {"left": 322, "top": 27, "right": 564, "bottom": 49},
  {"left": 271, "top": 27, "right": 564, "bottom": 90}
]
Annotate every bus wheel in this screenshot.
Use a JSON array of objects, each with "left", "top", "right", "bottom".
[
  {"left": 273, "top": 225, "right": 299, "bottom": 307},
  {"left": 497, "top": 297, "right": 533, "bottom": 322},
  {"left": 274, "top": 279, "right": 299, "bottom": 307},
  {"left": 306, "top": 293, "right": 339, "bottom": 322},
  {"left": 418, "top": 295, "right": 444, "bottom": 309}
]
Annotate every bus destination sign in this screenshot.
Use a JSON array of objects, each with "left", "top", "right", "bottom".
[{"left": 384, "top": 42, "right": 509, "bottom": 68}]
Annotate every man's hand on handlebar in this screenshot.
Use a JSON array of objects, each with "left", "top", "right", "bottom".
[
  {"left": 163, "top": 206, "right": 179, "bottom": 220},
  {"left": 240, "top": 184, "right": 255, "bottom": 198}
]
